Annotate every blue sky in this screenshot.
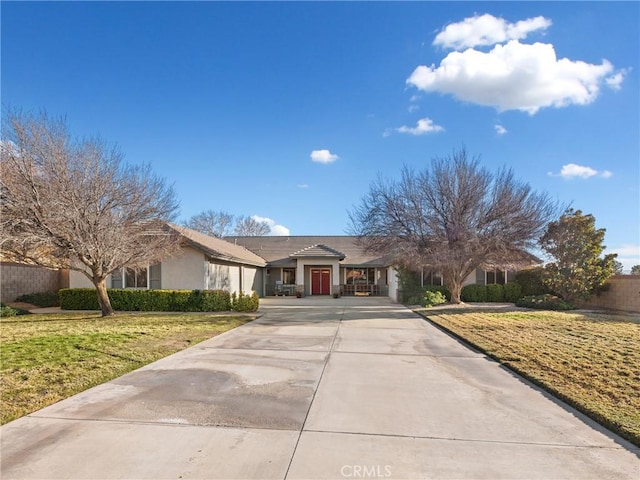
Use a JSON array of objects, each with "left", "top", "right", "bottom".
[{"left": 3, "top": 2, "right": 639, "bottom": 270}]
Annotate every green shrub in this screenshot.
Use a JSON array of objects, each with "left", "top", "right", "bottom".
[
  {"left": 423, "top": 284, "right": 451, "bottom": 301},
  {"left": 423, "top": 290, "right": 447, "bottom": 307},
  {"left": 516, "top": 294, "right": 577, "bottom": 311},
  {"left": 516, "top": 267, "right": 550, "bottom": 296},
  {"left": 59, "top": 289, "right": 100, "bottom": 310},
  {"left": 503, "top": 283, "right": 523, "bottom": 303},
  {"left": 486, "top": 284, "right": 505, "bottom": 302},
  {"left": 15, "top": 291, "right": 60, "bottom": 307},
  {"left": 0, "top": 303, "right": 29, "bottom": 317},
  {"left": 59, "top": 288, "right": 233, "bottom": 312},
  {"left": 1, "top": 304, "right": 18, "bottom": 317},
  {"left": 398, "top": 267, "right": 423, "bottom": 303},
  {"left": 461, "top": 284, "right": 487, "bottom": 302},
  {"left": 231, "top": 291, "right": 259, "bottom": 312},
  {"left": 405, "top": 295, "right": 422, "bottom": 305}
]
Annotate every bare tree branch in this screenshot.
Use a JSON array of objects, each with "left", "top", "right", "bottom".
[
  {"left": 349, "top": 148, "right": 559, "bottom": 303},
  {"left": 234, "top": 215, "right": 271, "bottom": 236},
  {"left": 182, "top": 209, "right": 235, "bottom": 238},
  {"left": 1, "top": 110, "right": 180, "bottom": 316}
]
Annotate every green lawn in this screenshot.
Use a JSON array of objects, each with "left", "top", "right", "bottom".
[
  {"left": 0, "top": 312, "right": 255, "bottom": 424},
  {"left": 414, "top": 307, "right": 640, "bottom": 446}
]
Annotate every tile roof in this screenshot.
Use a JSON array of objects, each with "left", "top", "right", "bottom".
[
  {"left": 225, "top": 236, "right": 390, "bottom": 267},
  {"left": 169, "top": 225, "right": 267, "bottom": 267},
  {"left": 290, "top": 244, "right": 345, "bottom": 259}
]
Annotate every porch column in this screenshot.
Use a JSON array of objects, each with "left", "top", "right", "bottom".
[
  {"left": 296, "top": 260, "right": 305, "bottom": 292},
  {"left": 332, "top": 261, "right": 340, "bottom": 295}
]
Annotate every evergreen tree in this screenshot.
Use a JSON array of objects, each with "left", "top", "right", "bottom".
[{"left": 541, "top": 209, "right": 617, "bottom": 302}]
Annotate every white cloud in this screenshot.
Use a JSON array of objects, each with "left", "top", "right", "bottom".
[
  {"left": 251, "top": 215, "right": 290, "bottom": 236},
  {"left": 548, "top": 163, "right": 613, "bottom": 179},
  {"left": 494, "top": 124, "right": 507, "bottom": 135},
  {"left": 607, "top": 244, "right": 640, "bottom": 272},
  {"left": 407, "top": 40, "right": 616, "bottom": 114},
  {"left": 434, "top": 14, "right": 552, "bottom": 50},
  {"left": 408, "top": 104, "right": 420, "bottom": 113},
  {"left": 606, "top": 69, "right": 628, "bottom": 90},
  {"left": 310, "top": 149, "right": 339, "bottom": 164},
  {"left": 395, "top": 117, "right": 444, "bottom": 135},
  {"left": 297, "top": 183, "right": 309, "bottom": 189}
]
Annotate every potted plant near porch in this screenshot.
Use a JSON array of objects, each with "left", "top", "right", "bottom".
[{"left": 295, "top": 285, "right": 304, "bottom": 298}]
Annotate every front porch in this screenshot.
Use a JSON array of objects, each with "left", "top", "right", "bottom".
[{"left": 271, "top": 283, "right": 389, "bottom": 297}]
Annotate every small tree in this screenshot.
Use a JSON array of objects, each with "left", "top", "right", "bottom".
[
  {"left": 234, "top": 215, "right": 271, "bottom": 236},
  {"left": 1, "top": 110, "right": 180, "bottom": 316},
  {"left": 183, "top": 209, "right": 234, "bottom": 238},
  {"left": 631, "top": 265, "right": 640, "bottom": 275},
  {"left": 540, "top": 209, "right": 617, "bottom": 302},
  {"left": 349, "top": 148, "right": 557, "bottom": 303},
  {"left": 612, "top": 260, "right": 624, "bottom": 275}
]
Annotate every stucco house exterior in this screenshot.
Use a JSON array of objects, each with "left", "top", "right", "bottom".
[
  {"left": 69, "top": 226, "right": 535, "bottom": 302},
  {"left": 227, "top": 235, "right": 397, "bottom": 299},
  {"left": 69, "top": 226, "right": 267, "bottom": 295}
]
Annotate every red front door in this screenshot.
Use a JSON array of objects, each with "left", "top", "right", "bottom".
[{"left": 311, "top": 269, "right": 331, "bottom": 295}]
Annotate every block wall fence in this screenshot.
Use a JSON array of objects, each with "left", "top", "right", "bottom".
[
  {"left": 577, "top": 275, "right": 640, "bottom": 313},
  {"left": 0, "top": 262, "right": 69, "bottom": 302}
]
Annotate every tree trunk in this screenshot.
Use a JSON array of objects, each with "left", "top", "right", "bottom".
[
  {"left": 446, "top": 273, "right": 464, "bottom": 304},
  {"left": 449, "top": 282, "right": 463, "bottom": 304},
  {"left": 93, "top": 278, "right": 115, "bottom": 317}
]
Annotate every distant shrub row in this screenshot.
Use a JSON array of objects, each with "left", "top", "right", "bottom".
[
  {"left": 59, "top": 289, "right": 259, "bottom": 313},
  {"left": 406, "top": 283, "right": 523, "bottom": 305},
  {"left": 15, "top": 291, "right": 60, "bottom": 307},
  {"left": 460, "top": 283, "right": 522, "bottom": 303},
  {"left": 515, "top": 294, "right": 577, "bottom": 311}
]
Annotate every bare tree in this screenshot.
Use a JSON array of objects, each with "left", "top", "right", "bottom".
[
  {"left": 234, "top": 215, "right": 271, "bottom": 236},
  {"left": 1, "top": 110, "right": 180, "bottom": 316},
  {"left": 183, "top": 209, "right": 234, "bottom": 238},
  {"left": 349, "top": 148, "right": 558, "bottom": 303}
]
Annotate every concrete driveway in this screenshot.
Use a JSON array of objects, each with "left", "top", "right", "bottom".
[{"left": 2, "top": 297, "right": 638, "bottom": 479}]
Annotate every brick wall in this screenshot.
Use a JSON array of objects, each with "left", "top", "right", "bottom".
[
  {"left": 0, "top": 262, "right": 69, "bottom": 302},
  {"left": 577, "top": 275, "right": 640, "bottom": 313}
]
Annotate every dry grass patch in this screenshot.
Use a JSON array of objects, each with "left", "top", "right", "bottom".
[
  {"left": 0, "top": 312, "right": 255, "bottom": 424},
  {"left": 415, "top": 308, "right": 640, "bottom": 446}
]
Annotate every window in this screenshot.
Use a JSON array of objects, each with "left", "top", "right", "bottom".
[
  {"left": 422, "top": 270, "right": 443, "bottom": 286},
  {"left": 125, "top": 268, "right": 147, "bottom": 288},
  {"left": 283, "top": 268, "right": 296, "bottom": 285},
  {"left": 346, "top": 268, "right": 375, "bottom": 284},
  {"left": 112, "top": 265, "right": 160, "bottom": 289},
  {"left": 486, "top": 268, "right": 506, "bottom": 284}
]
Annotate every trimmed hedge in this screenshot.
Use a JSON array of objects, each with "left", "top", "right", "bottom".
[
  {"left": 461, "top": 284, "right": 487, "bottom": 302},
  {"left": 15, "top": 291, "right": 60, "bottom": 307},
  {"left": 231, "top": 291, "right": 260, "bottom": 312},
  {"left": 503, "top": 283, "right": 523, "bottom": 303},
  {"left": 486, "top": 284, "right": 505, "bottom": 302},
  {"left": 58, "top": 288, "right": 241, "bottom": 312},
  {"left": 515, "top": 267, "right": 550, "bottom": 296},
  {"left": 461, "top": 283, "right": 523, "bottom": 303}
]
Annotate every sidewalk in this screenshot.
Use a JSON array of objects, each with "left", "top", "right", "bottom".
[{"left": 1, "top": 297, "right": 638, "bottom": 479}]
